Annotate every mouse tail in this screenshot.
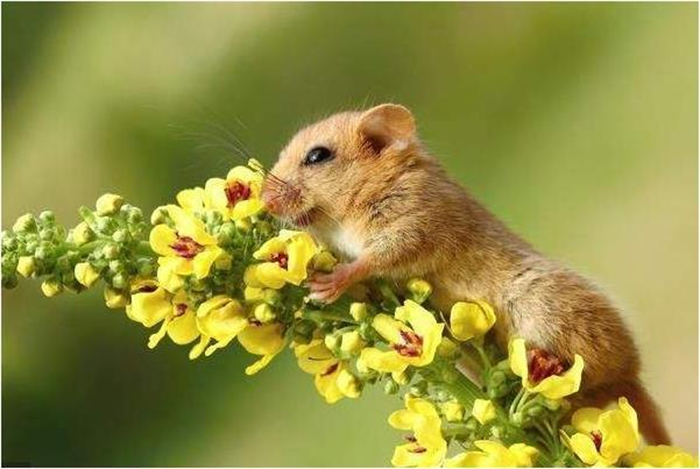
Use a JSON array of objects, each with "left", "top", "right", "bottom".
[
  {"left": 623, "top": 379, "right": 672, "bottom": 445},
  {"left": 576, "top": 379, "right": 672, "bottom": 445}
]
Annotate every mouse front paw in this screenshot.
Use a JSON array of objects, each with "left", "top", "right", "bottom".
[{"left": 307, "top": 263, "right": 358, "bottom": 304}]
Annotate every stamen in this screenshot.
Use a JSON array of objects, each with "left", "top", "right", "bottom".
[
  {"left": 270, "top": 252, "right": 289, "bottom": 269},
  {"left": 225, "top": 181, "right": 251, "bottom": 207},
  {"left": 321, "top": 363, "right": 339, "bottom": 377},
  {"left": 527, "top": 348, "right": 565, "bottom": 384},
  {"left": 174, "top": 304, "right": 188, "bottom": 317},
  {"left": 393, "top": 330, "right": 424, "bottom": 357},
  {"left": 170, "top": 235, "right": 204, "bottom": 259},
  {"left": 591, "top": 431, "right": 603, "bottom": 451}
]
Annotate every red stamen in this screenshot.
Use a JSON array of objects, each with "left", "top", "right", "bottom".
[
  {"left": 404, "top": 435, "right": 417, "bottom": 443},
  {"left": 248, "top": 318, "right": 263, "bottom": 326},
  {"left": 409, "top": 446, "right": 427, "bottom": 454},
  {"left": 591, "top": 431, "right": 603, "bottom": 451},
  {"left": 174, "top": 304, "right": 187, "bottom": 317},
  {"left": 225, "top": 181, "right": 251, "bottom": 207},
  {"left": 321, "top": 363, "right": 339, "bottom": 377},
  {"left": 527, "top": 348, "right": 565, "bottom": 384},
  {"left": 137, "top": 285, "right": 158, "bottom": 293},
  {"left": 270, "top": 252, "right": 289, "bottom": 269},
  {"left": 170, "top": 235, "right": 204, "bottom": 259},
  {"left": 393, "top": 330, "right": 424, "bottom": 357}
]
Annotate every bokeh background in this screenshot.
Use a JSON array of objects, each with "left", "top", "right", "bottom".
[{"left": 2, "top": 2, "right": 697, "bottom": 466}]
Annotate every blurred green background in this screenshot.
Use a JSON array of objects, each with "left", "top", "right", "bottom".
[{"left": 2, "top": 2, "right": 697, "bottom": 466}]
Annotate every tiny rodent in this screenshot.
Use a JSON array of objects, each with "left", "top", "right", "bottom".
[{"left": 261, "top": 103, "right": 671, "bottom": 445}]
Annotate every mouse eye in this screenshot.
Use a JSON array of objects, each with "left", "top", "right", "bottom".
[{"left": 303, "top": 146, "right": 334, "bottom": 166}]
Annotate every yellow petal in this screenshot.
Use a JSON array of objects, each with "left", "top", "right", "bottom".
[
  {"left": 359, "top": 347, "right": 408, "bottom": 374},
  {"left": 388, "top": 409, "right": 419, "bottom": 430},
  {"left": 372, "top": 314, "right": 406, "bottom": 343},
  {"left": 204, "top": 178, "right": 229, "bottom": 213},
  {"left": 192, "top": 246, "right": 222, "bottom": 279},
  {"left": 149, "top": 224, "right": 178, "bottom": 256},
  {"left": 285, "top": 232, "right": 317, "bottom": 283},
  {"left": 231, "top": 199, "right": 265, "bottom": 220},
  {"left": 336, "top": 369, "right": 361, "bottom": 398},
  {"left": 156, "top": 263, "right": 184, "bottom": 293},
  {"left": 188, "top": 334, "right": 211, "bottom": 360},
  {"left": 245, "top": 350, "right": 282, "bottom": 375},
  {"left": 624, "top": 446, "right": 699, "bottom": 467},
  {"left": 450, "top": 300, "right": 496, "bottom": 341},
  {"left": 167, "top": 310, "right": 199, "bottom": 345},
  {"left": 441, "top": 401, "right": 465, "bottom": 422},
  {"left": 570, "top": 433, "right": 602, "bottom": 466},
  {"left": 295, "top": 340, "right": 336, "bottom": 374},
  {"left": 251, "top": 262, "right": 288, "bottom": 289},
  {"left": 167, "top": 205, "right": 216, "bottom": 245},
  {"left": 129, "top": 287, "right": 171, "bottom": 327},
  {"left": 530, "top": 354, "right": 584, "bottom": 399},
  {"left": 74, "top": 262, "right": 100, "bottom": 288},
  {"left": 508, "top": 338, "right": 529, "bottom": 384},
  {"left": 571, "top": 407, "right": 605, "bottom": 434},
  {"left": 176, "top": 187, "right": 207, "bottom": 212},
  {"left": 599, "top": 405, "right": 640, "bottom": 463},
  {"left": 238, "top": 322, "right": 286, "bottom": 356},
  {"left": 509, "top": 443, "right": 539, "bottom": 467},
  {"left": 314, "top": 363, "right": 344, "bottom": 404}
]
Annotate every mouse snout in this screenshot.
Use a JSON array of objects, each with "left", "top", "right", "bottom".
[{"left": 261, "top": 178, "right": 302, "bottom": 216}]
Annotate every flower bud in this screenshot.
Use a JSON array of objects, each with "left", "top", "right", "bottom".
[
  {"left": 205, "top": 209, "right": 223, "bottom": 226},
  {"left": 112, "top": 229, "right": 130, "bottom": 243},
  {"left": 450, "top": 300, "right": 497, "bottom": 342},
  {"left": 312, "top": 251, "right": 337, "bottom": 273},
  {"left": 41, "top": 279, "right": 63, "bottom": 297},
  {"left": 95, "top": 193, "right": 124, "bottom": 216},
  {"left": 472, "top": 399, "right": 497, "bottom": 425},
  {"left": 217, "top": 222, "right": 237, "bottom": 244},
  {"left": 384, "top": 379, "right": 400, "bottom": 395},
  {"left": 526, "top": 405, "right": 546, "bottom": 418},
  {"left": 72, "top": 222, "right": 94, "bottom": 246},
  {"left": 234, "top": 218, "right": 251, "bottom": 232},
  {"left": 104, "top": 287, "right": 129, "bottom": 309},
  {"left": 16, "top": 256, "right": 36, "bottom": 278},
  {"left": 511, "top": 411, "right": 524, "bottom": 426},
  {"left": 2, "top": 233, "right": 17, "bottom": 251},
  {"left": 13, "top": 214, "right": 37, "bottom": 233},
  {"left": 336, "top": 369, "right": 362, "bottom": 399},
  {"left": 33, "top": 245, "right": 50, "bottom": 261},
  {"left": 543, "top": 398, "right": 562, "bottom": 411},
  {"left": 324, "top": 334, "right": 341, "bottom": 352},
  {"left": 441, "top": 401, "right": 465, "bottom": 422},
  {"left": 150, "top": 206, "right": 169, "bottom": 225},
  {"left": 253, "top": 303, "right": 276, "bottom": 323},
  {"left": 407, "top": 278, "right": 432, "bottom": 304},
  {"left": 111, "top": 273, "right": 128, "bottom": 289},
  {"left": 74, "top": 262, "right": 100, "bottom": 288},
  {"left": 39, "top": 211, "right": 56, "bottom": 224},
  {"left": 95, "top": 217, "right": 117, "bottom": 234},
  {"left": 488, "top": 370, "right": 507, "bottom": 387},
  {"left": 437, "top": 336, "right": 461, "bottom": 359},
  {"left": 349, "top": 302, "right": 368, "bottom": 322},
  {"left": 124, "top": 205, "right": 143, "bottom": 224},
  {"left": 293, "top": 319, "right": 316, "bottom": 343},
  {"left": 136, "top": 258, "right": 154, "bottom": 277},
  {"left": 409, "top": 381, "right": 428, "bottom": 397},
  {"left": 102, "top": 243, "right": 120, "bottom": 260},
  {"left": 340, "top": 330, "right": 365, "bottom": 355},
  {"left": 2, "top": 273, "right": 19, "bottom": 289}
]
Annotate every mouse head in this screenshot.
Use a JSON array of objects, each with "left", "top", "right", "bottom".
[{"left": 262, "top": 103, "right": 417, "bottom": 226}]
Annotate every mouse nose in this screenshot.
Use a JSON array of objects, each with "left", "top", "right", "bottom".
[{"left": 261, "top": 181, "right": 284, "bottom": 215}]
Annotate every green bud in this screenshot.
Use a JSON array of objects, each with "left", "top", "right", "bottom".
[
  {"left": 234, "top": 218, "right": 252, "bottom": 233},
  {"left": 488, "top": 385, "right": 509, "bottom": 400},
  {"left": 490, "top": 423, "right": 506, "bottom": 439},
  {"left": 150, "top": 206, "right": 170, "bottom": 225},
  {"left": 16, "top": 256, "right": 36, "bottom": 278},
  {"left": 293, "top": 319, "right": 316, "bottom": 343},
  {"left": 511, "top": 411, "right": 524, "bottom": 426},
  {"left": 38, "top": 211, "right": 56, "bottom": 225},
  {"left": 13, "top": 214, "right": 37, "bottom": 233},
  {"left": 39, "top": 228, "right": 55, "bottom": 241},
  {"left": 205, "top": 210, "right": 223, "bottom": 226},
  {"left": 34, "top": 246, "right": 50, "bottom": 261},
  {"left": 340, "top": 330, "right": 365, "bottom": 355},
  {"left": 2, "top": 233, "right": 17, "bottom": 251},
  {"left": 526, "top": 405, "right": 545, "bottom": 418},
  {"left": 41, "top": 279, "right": 63, "bottom": 297},
  {"left": 489, "top": 370, "right": 506, "bottom": 387},
  {"left": 254, "top": 220, "right": 273, "bottom": 237},
  {"left": 217, "top": 222, "right": 237, "bottom": 244},
  {"left": 122, "top": 205, "right": 143, "bottom": 224},
  {"left": 464, "top": 417, "right": 479, "bottom": 432},
  {"left": 102, "top": 243, "right": 120, "bottom": 260},
  {"left": 111, "top": 273, "right": 128, "bottom": 290},
  {"left": 409, "top": 381, "right": 428, "bottom": 397},
  {"left": 262, "top": 289, "right": 282, "bottom": 306},
  {"left": 312, "top": 251, "right": 338, "bottom": 273},
  {"left": 384, "top": 379, "right": 400, "bottom": 395},
  {"left": 406, "top": 278, "right": 432, "bottom": 303},
  {"left": 112, "top": 229, "right": 130, "bottom": 243},
  {"left": 108, "top": 260, "right": 126, "bottom": 274},
  {"left": 3, "top": 273, "right": 19, "bottom": 289},
  {"left": 95, "top": 193, "right": 124, "bottom": 216},
  {"left": 137, "top": 258, "right": 154, "bottom": 277},
  {"left": 95, "top": 217, "right": 117, "bottom": 234}
]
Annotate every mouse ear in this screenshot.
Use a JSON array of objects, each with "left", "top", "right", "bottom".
[{"left": 358, "top": 104, "right": 416, "bottom": 154}]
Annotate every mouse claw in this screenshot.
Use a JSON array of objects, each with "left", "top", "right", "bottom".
[{"left": 307, "top": 263, "right": 356, "bottom": 304}]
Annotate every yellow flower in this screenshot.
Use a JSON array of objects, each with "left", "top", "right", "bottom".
[
  {"left": 624, "top": 446, "right": 698, "bottom": 467},
  {"left": 472, "top": 399, "right": 497, "bottom": 425},
  {"left": 444, "top": 441, "right": 538, "bottom": 467},
  {"left": 74, "top": 262, "right": 100, "bottom": 288},
  {"left": 441, "top": 401, "right": 465, "bottom": 422},
  {"left": 244, "top": 230, "right": 317, "bottom": 289},
  {"left": 149, "top": 205, "right": 223, "bottom": 292},
  {"left": 16, "top": 256, "right": 36, "bottom": 278},
  {"left": 561, "top": 397, "right": 640, "bottom": 466},
  {"left": 508, "top": 338, "right": 584, "bottom": 400},
  {"left": 294, "top": 340, "right": 360, "bottom": 403},
  {"left": 238, "top": 321, "right": 286, "bottom": 375},
  {"left": 205, "top": 166, "right": 264, "bottom": 220},
  {"left": 125, "top": 280, "right": 171, "bottom": 327},
  {"left": 147, "top": 290, "right": 200, "bottom": 350},
  {"left": 176, "top": 187, "right": 208, "bottom": 213},
  {"left": 450, "top": 300, "right": 496, "bottom": 341},
  {"left": 388, "top": 395, "right": 447, "bottom": 467},
  {"left": 359, "top": 300, "right": 444, "bottom": 374},
  {"left": 194, "top": 295, "right": 248, "bottom": 359},
  {"left": 340, "top": 330, "right": 365, "bottom": 355}
]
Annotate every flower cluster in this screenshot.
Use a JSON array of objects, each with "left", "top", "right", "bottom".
[{"left": 2, "top": 161, "right": 697, "bottom": 467}]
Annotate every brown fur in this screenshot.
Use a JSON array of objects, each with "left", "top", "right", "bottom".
[{"left": 262, "top": 104, "right": 671, "bottom": 445}]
